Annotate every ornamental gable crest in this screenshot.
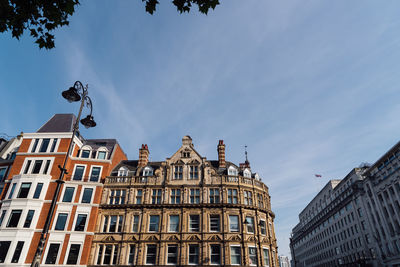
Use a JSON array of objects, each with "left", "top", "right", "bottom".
[
  {"left": 102, "top": 236, "right": 115, "bottom": 242},
  {"left": 208, "top": 235, "right": 222, "bottom": 241},
  {"left": 230, "top": 235, "right": 241, "bottom": 241},
  {"left": 188, "top": 235, "right": 201, "bottom": 241},
  {"left": 147, "top": 235, "right": 159, "bottom": 241}
]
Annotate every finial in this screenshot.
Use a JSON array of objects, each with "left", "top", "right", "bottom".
[{"left": 245, "top": 145, "right": 248, "bottom": 162}]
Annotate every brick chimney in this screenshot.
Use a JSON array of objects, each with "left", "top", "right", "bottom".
[
  {"left": 138, "top": 144, "right": 149, "bottom": 167},
  {"left": 217, "top": 140, "right": 226, "bottom": 168}
]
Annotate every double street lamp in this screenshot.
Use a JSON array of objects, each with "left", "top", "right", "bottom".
[{"left": 31, "top": 81, "right": 96, "bottom": 267}]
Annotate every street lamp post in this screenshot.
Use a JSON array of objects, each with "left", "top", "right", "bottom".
[{"left": 31, "top": 81, "right": 96, "bottom": 267}]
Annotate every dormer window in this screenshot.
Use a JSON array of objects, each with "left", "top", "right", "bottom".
[
  {"left": 228, "top": 166, "right": 238, "bottom": 176},
  {"left": 81, "top": 150, "right": 90, "bottom": 158},
  {"left": 117, "top": 167, "right": 128, "bottom": 177},
  {"left": 143, "top": 166, "right": 153, "bottom": 176},
  {"left": 97, "top": 147, "right": 108, "bottom": 160},
  {"left": 182, "top": 151, "right": 190, "bottom": 158},
  {"left": 243, "top": 168, "right": 251, "bottom": 178}
]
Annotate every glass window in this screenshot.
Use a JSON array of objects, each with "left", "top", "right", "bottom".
[
  {"left": 0, "top": 210, "right": 6, "bottom": 227},
  {"left": 143, "top": 167, "right": 153, "bottom": 176},
  {"left": 103, "top": 245, "right": 112, "bottom": 264},
  {"left": 146, "top": 244, "right": 157, "bottom": 265},
  {"left": 107, "top": 215, "right": 118, "bottom": 232},
  {"left": 0, "top": 168, "right": 7, "bottom": 182},
  {"left": 170, "top": 189, "right": 181, "bottom": 204},
  {"left": 55, "top": 213, "right": 68, "bottom": 230},
  {"left": 23, "top": 160, "right": 32, "bottom": 174},
  {"left": 39, "top": 138, "right": 50, "bottom": 152},
  {"left": 81, "top": 150, "right": 90, "bottom": 158},
  {"left": 128, "top": 244, "right": 135, "bottom": 264},
  {"left": 246, "top": 217, "right": 255, "bottom": 233},
  {"left": 31, "top": 139, "right": 39, "bottom": 152},
  {"left": 8, "top": 183, "right": 16, "bottom": 199},
  {"left": 189, "top": 215, "right": 200, "bottom": 232},
  {"left": 244, "top": 191, "right": 253, "bottom": 205},
  {"left": 260, "top": 220, "right": 266, "bottom": 235},
  {"left": 210, "top": 215, "right": 220, "bottom": 232},
  {"left": 90, "top": 167, "right": 101, "bottom": 182},
  {"left": 152, "top": 189, "right": 162, "bottom": 204},
  {"left": 73, "top": 166, "right": 85, "bottom": 180},
  {"left": 230, "top": 246, "right": 241, "bottom": 265},
  {"left": 174, "top": 166, "right": 183, "bottom": 179},
  {"left": 149, "top": 215, "right": 160, "bottom": 232},
  {"left": 249, "top": 247, "right": 257, "bottom": 266},
  {"left": 263, "top": 248, "right": 270, "bottom": 267},
  {"left": 210, "top": 245, "right": 221, "bottom": 264},
  {"left": 11, "top": 241, "right": 24, "bottom": 263},
  {"left": 33, "top": 183, "right": 43, "bottom": 199},
  {"left": 136, "top": 189, "right": 143, "bottom": 204},
  {"left": 190, "top": 189, "right": 200, "bottom": 204},
  {"left": 188, "top": 244, "right": 199, "bottom": 264},
  {"left": 228, "top": 189, "right": 238, "bottom": 204},
  {"left": 45, "top": 243, "right": 60, "bottom": 264},
  {"left": 50, "top": 138, "right": 58, "bottom": 152},
  {"left": 24, "top": 210, "right": 35, "bottom": 228},
  {"left": 189, "top": 165, "right": 199, "bottom": 179},
  {"left": 132, "top": 215, "right": 140, "bottom": 232},
  {"left": 7, "top": 209, "right": 22, "bottom": 227},
  {"left": 74, "top": 214, "right": 87, "bottom": 231},
  {"left": 82, "top": 188, "right": 93, "bottom": 203},
  {"left": 209, "top": 189, "right": 220, "bottom": 203},
  {"left": 167, "top": 245, "right": 178, "bottom": 264},
  {"left": 62, "top": 187, "right": 75, "bottom": 202},
  {"left": 66, "top": 244, "right": 81, "bottom": 264},
  {"left": 109, "top": 189, "right": 126, "bottom": 204},
  {"left": 43, "top": 160, "right": 51, "bottom": 174},
  {"left": 229, "top": 215, "right": 239, "bottom": 232},
  {"left": 0, "top": 241, "right": 11, "bottom": 263},
  {"left": 17, "top": 183, "right": 31, "bottom": 198},
  {"left": 32, "top": 160, "right": 43, "bottom": 174},
  {"left": 169, "top": 215, "right": 180, "bottom": 232},
  {"left": 97, "top": 151, "right": 106, "bottom": 159}
]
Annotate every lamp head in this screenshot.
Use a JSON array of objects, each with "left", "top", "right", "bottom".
[
  {"left": 62, "top": 87, "right": 81, "bottom": 102},
  {"left": 80, "top": 115, "right": 96, "bottom": 129}
]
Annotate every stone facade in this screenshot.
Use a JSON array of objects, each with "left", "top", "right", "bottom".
[{"left": 90, "top": 136, "right": 278, "bottom": 266}]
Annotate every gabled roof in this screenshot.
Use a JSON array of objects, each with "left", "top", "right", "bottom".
[{"left": 37, "top": 114, "right": 76, "bottom": 133}]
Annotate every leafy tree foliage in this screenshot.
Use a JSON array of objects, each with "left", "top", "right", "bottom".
[{"left": 0, "top": 0, "right": 220, "bottom": 49}]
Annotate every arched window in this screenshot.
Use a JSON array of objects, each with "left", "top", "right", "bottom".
[
  {"left": 97, "top": 147, "right": 108, "bottom": 160},
  {"left": 80, "top": 146, "right": 92, "bottom": 158},
  {"left": 118, "top": 167, "right": 128, "bottom": 177},
  {"left": 143, "top": 166, "right": 153, "bottom": 176},
  {"left": 228, "top": 166, "right": 238, "bottom": 176},
  {"left": 243, "top": 168, "right": 251, "bottom": 178}
]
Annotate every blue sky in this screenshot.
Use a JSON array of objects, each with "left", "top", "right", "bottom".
[{"left": 2, "top": 0, "right": 400, "bottom": 257}]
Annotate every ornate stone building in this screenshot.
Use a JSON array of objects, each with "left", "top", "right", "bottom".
[{"left": 90, "top": 136, "right": 278, "bottom": 266}]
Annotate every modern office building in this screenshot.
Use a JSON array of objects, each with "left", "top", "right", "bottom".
[
  {"left": 90, "top": 136, "right": 279, "bottom": 266},
  {"left": 290, "top": 167, "right": 378, "bottom": 266},
  {"left": 0, "top": 114, "right": 127, "bottom": 266}
]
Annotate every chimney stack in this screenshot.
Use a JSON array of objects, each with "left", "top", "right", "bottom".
[
  {"left": 217, "top": 140, "right": 226, "bottom": 168},
  {"left": 138, "top": 144, "right": 149, "bottom": 167}
]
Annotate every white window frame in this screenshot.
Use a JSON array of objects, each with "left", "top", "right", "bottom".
[
  {"left": 89, "top": 165, "right": 103, "bottom": 182},
  {"left": 146, "top": 244, "right": 157, "bottom": 265},
  {"left": 230, "top": 245, "right": 241, "bottom": 265},
  {"left": 228, "top": 166, "right": 238, "bottom": 176},
  {"left": 72, "top": 212, "right": 89, "bottom": 232},
  {"left": 53, "top": 211, "right": 70, "bottom": 231},
  {"left": 64, "top": 242, "right": 83, "bottom": 265},
  {"left": 43, "top": 242, "right": 62, "bottom": 265},
  {"left": 248, "top": 246, "right": 257, "bottom": 266},
  {"left": 97, "top": 147, "right": 108, "bottom": 160},
  {"left": 243, "top": 168, "right": 251, "bottom": 178},
  {"left": 21, "top": 157, "right": 54, "bottom": 175},
  {"left": 210, "top": 244, "right": 221, "bottom": 265},
  {"left": 262, "top": 247, "right": 270, "bottom": 267},
  {"left": 72, "top": 164, "right": 86, "bottom": 181},
  {"left": 117, "top": 167, "right": 128, "bottom": 177},
  {"left": 229, "top": 215, "right": 240, "bottom": 232},
  {"left": 188, "top": 244, "right": 199, "bottom": 265},
  {"left": 143, "top": 166, "right": 153, "bottom": 176},
  {"left": 167, "top": 244, "right": 178, "bottom": 265},
  {"left": 80, "top": 146, "right": 92, "bottom": 158},
  {"left": 61, "top": 185, "right": 78, "bottom": 203},
  {"left": 80, "top": 186, "right": 96, "bottom": 204}
]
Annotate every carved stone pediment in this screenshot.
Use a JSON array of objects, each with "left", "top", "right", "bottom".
[
  {"left": 248, "top": 236, "right": 257, "bottom": 242},
  {"left": 147, "top": 235, "right": 159, "bottom": 241},
  {"left": 168, "top": 235, "right": 179, "bottom": 241},
  {"left": 209, "top": 235, "right": 222, "bottom": 241},
  {"left": 230, "top": 235, "right": 241, "bottom": 241},
  {"left": 102, "top": 236, "right": 115, "bottom": 242},
  {"left": 188, "top": 235, "right": 201, "bottom": 241}
]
